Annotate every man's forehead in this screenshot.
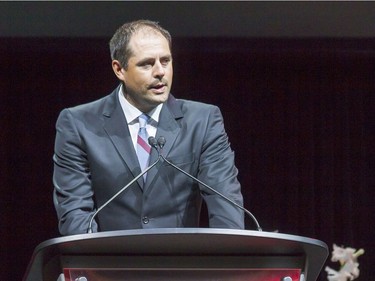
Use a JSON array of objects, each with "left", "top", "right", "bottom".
[
  {"left": 132, "top": 27, "right": 165, "bottom": 41},
  {"left": 129, "top": 29, "right": 171, "bottom": 56}
]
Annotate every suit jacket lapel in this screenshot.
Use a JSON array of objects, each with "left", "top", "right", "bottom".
[
  {"left": 145, "top": 95, "right": 183, "bottom": 188},
  {"left": 102, "top": 88, "right": 144, "bottom": 189}
]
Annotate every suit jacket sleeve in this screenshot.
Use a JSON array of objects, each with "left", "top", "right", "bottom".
[
  {"left": 197, "top": 105, "right": 245, "bottom": 229},
  {"left": 53, "top": 108, "right": 98, "bottom": 235}
]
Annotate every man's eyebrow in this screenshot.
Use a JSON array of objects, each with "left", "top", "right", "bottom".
[
  {"left": 136, "top": 57, "right": 155, "bottom": 65},
  {"left": 136, "top": 54, "right": 172, "bottom": 65}
]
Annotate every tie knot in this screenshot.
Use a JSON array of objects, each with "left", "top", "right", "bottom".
[{"left": 138, "top": 114, "right": 150, "bottom": 128}]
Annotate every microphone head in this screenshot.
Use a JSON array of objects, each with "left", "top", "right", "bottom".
[
  {"left": 148, "top": 136, "right": 158, "bottom": 149},
  {"left": 157, "top": 136, "right": 166, "bottom": 149}
]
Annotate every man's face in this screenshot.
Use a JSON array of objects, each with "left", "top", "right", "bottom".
[{"left": 119, "top": 29, "right": 173, "bottom": 112}]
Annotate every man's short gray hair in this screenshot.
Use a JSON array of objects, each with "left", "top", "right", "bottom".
[{"left": 109, "top": 20, "right": 172, "bottom": 69}]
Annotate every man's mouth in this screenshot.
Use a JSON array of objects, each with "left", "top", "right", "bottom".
[
  {"left": 149, "top": 82, "right": 167, "bottom": 93},
  {"left": 152, "top": 83, "right": 165, "bottom": 89}
]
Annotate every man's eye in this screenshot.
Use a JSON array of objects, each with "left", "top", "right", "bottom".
[
  {"left": 140, "top": 62, "right": 152, "bottom": 68},
  {"left": 161, "top": 58, "right": 171, "bottom": 66}
]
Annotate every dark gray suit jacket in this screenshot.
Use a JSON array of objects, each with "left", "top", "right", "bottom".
[{"left": 53, "top": 86, "right": 244, "bottom": 235}]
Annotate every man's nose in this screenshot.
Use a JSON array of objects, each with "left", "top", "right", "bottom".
[{"left": 153, "top": 61, "right": 165, "bottom": 78}]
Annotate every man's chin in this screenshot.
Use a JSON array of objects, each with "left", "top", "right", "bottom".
[
  {"left": 151, "top": 92, "right": 169, "bottom": 103},
  {"left": 140, "top": 93, "right": 169, "bottom": 111}
]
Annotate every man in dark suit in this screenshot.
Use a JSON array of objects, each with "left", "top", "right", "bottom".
[{"left": 53, "top": 20, "right": 244, "bottom": 236}]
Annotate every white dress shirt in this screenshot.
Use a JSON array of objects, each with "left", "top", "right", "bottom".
[{"left": 118, "top": 85, "right": 162, "bottom": 150}]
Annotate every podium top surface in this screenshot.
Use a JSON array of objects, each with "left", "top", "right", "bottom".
[
  {"left": 24, "top": 228, "right": 328, "bottom": 281},
  {"left": 35, "top": 228, "right": 327, "bottom": 256}
]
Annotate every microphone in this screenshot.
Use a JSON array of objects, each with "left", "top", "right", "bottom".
[
  {"left": 87, "top": 139, "right": 162, "bottom": 233},
  {"left": 150, "top": 136, "right": 262, "bottom": 231}
]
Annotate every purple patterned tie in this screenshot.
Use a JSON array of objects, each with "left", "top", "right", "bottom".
[{"left": 136, "top": 114, "right": 151, "bottom": 181}]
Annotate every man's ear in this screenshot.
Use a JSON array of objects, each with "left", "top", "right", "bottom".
[{"left": 112, "top": 60, "right": 126, "bottom": 81}]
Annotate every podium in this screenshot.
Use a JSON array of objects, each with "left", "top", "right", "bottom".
[{"left": 23, "top": 228, "right": 328, "bottom": 281}]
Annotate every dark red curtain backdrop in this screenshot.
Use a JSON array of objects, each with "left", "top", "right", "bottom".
[{"left": 1, "top": 38, "right": 374, "bottom": 281}]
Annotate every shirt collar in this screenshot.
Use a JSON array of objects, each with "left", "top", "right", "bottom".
[{"left": 118, "top": 84, "right": 163, "bottom": 125}]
